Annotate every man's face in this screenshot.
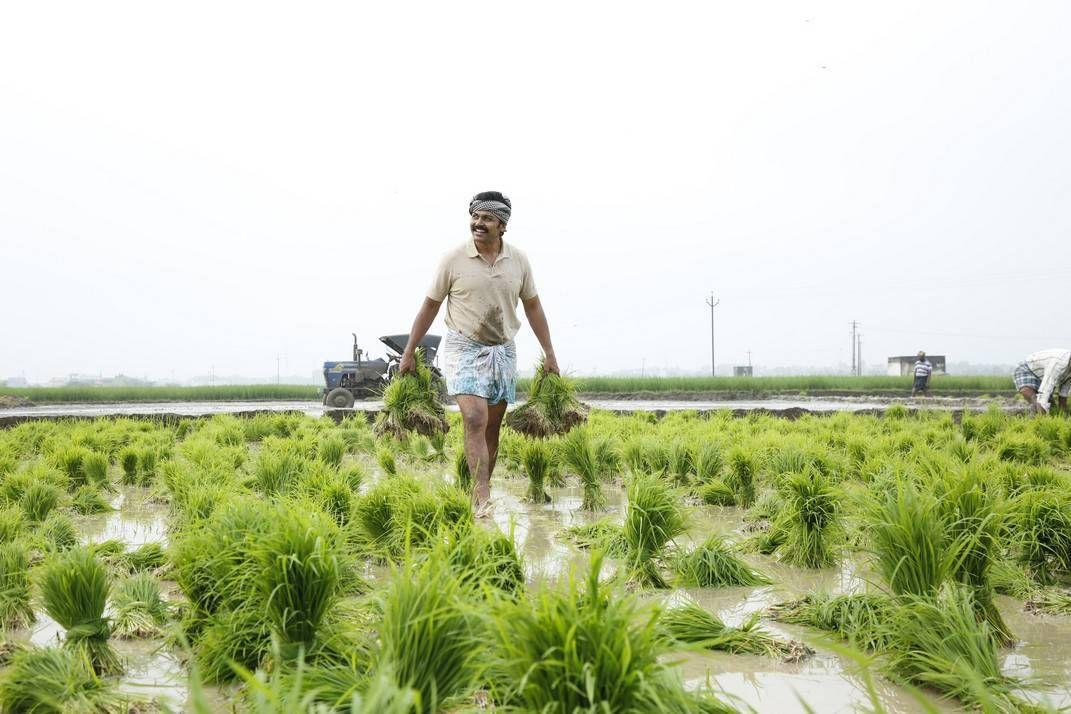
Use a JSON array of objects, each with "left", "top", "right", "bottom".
[{"left": 470, "top": 211, "right": 505, "bottom": 242}]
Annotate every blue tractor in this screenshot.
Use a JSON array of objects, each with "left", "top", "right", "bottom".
[{"left": 322, "top": 333, "right": 443, "bottom": 408}]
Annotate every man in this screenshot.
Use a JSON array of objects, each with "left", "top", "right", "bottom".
[
  {"left": 398, "top": 191, "right": 559, "bottom": 515},
  {"left": 1013, "top": 348, "right": 1071, "bottom": 414},
  {"left": 911, "top": 351, "right": 932, "bottom": 396}
]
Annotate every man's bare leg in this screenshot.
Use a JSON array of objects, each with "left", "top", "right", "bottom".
[
  {"left": 1019, "top": 386, "right": 1042, "bottom": 414},
  {"left": 455, "top": 395, "right": 491, "bottom": 505},
  {"left": 485, "top": 400, "right": 508, "bottom": 480}
]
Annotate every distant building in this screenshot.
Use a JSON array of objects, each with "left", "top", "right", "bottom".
[
  {"left": 887, "top": 355, "right": 946, "bottom": 376},
  {"left": 733, "top": 366, "right": 754, "bottom": 377},
  {"left": 4, "top": 377, "right": 27, "bottom": 387}
]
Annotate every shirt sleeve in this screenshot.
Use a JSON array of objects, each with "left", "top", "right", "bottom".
[
  {"left": 426, "top": 255, "right": 453, "bottom": 302},
  {"left": 519, "top": 254, "right": 538, "bottom": 301},
  {"left": 1037, "top": 351, "right": 1071, "bottom": 409}
]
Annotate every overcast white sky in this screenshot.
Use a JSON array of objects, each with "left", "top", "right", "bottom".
[{"left": 2, "top": 2, "right": 1069, "bottom": 383}]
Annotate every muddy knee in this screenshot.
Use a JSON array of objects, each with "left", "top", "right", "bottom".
[{"left": 462, "top": 410, "right": 489, "bottom": 433}]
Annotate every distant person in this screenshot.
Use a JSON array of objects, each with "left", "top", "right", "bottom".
[
  {"left": 911, "top": 351, "right": 932, "bottom": 396},
  {"left": 398, "top": 191, "right": 559, "bottom": 517},
  {"left": 1013, "top": 349, "right": 1071, "bottom": 414}
]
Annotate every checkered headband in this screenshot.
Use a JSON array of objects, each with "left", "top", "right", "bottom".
[{"left": 469, "top": 198, "right": 511, "bottom": 225}]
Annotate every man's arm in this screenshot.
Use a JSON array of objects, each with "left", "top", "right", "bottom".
[
  {"left": 398, "top": 297, "right": 443, "bottom": 374},
  {"left": 522, "top": 295, "right": 559, "bottom": 374}
]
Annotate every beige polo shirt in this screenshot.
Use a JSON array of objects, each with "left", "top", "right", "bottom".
[{"left": 427, "top": 240, "right": 538, "bottom": 345}]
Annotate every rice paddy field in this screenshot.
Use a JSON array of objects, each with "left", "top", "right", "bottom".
[
  {"left": 0, "top": 406, "right": 1069, "bottom": 712},
  {"left": 0, "top": 374, "right": 1014, "bottom": 404}
]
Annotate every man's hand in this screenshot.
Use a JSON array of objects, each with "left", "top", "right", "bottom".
[
  {"left": 543, "top": 353, "right": 560, "bottom": 375},
  {"left": 398, "top": 352, "right": 416, "bottom": 375}
]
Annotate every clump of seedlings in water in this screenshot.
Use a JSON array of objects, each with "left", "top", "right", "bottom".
[
  {"left": 0, "top": 541, "right": 35, "bottom": 629},
  {"left": 376, "top": 445, "right": 398, "bottom": 477},
  {"left": 659, "top": 600, "right": 812, "bottom": 663},
  {"left": 621, "top": 472, "right": 688, "bottom": 587},
  {"left": 769, "top": 592, "right": 896, "bottom": 651},
  {"left": 673, "top": 534, "right": 770, "bottom": 588},
  {"left": 775, "top": 470, "right": 842, "bottom": 568},
  {"left": 868, "top": 479, "right": 953, "bottom": 598},
  {"left": 71, "top": 484, "right": 113, "bottom": 515},
  {"left": 453, "top": 447, "right": 472, "bottom": 492},
  {"left": 521, "top": 438, "right": 552, "bottom": 503},
  {"left": 725, "top": 446, "right": 757, "bottom": 507},
  {"left": 1011, "top": 487, "right": 1071, "bottom": 585},
  {"left": 111, "top": 573, "right": 172, "bottom": 638},
  {"left": 560, "top": 519, "right": 628, "bottom": 558},
  {"left": 374, "top": 349, "right": 449, "bottom": 439},
  {"left": 20, "top": 480, "right": 61, "bottom": 523},
  {"left": 0, "top": 646, "right": 129, "bottom": 713},
  {"left": 561, "top": 428, "right": 604, "bottom": 511},
  {"left": 505, "top": 360, "right": 588, "bottom": 437},
  {"left": 39, "top": 547, "right": 122, "bottom": 675}
]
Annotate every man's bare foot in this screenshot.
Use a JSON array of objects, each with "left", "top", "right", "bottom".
[{"left": 474, "top": 500, "right": 494, "bottom": 519}]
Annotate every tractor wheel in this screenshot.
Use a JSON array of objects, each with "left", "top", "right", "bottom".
[{"left": 325, "top": 388, "right": 355, "bottom": 409}]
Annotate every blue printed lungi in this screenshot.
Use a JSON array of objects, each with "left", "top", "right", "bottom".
[
  {"left": 1013, "top": 362, "right": 1042, "bottom": 392},
  {"left": 441, "top": 330, "right": 518, "bottom": 404}
]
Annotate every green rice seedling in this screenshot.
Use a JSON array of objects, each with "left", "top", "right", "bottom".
[
  {"left": 52, "top": 445, "right": 90, "bottom": 488},
  {"left": 111, "top": 573, "right": 172, "bottom": 638},
  {"left": 0, "top": 646, "right": 127, "bottom": 713},
  {"left": 673, "top": 535, "right": 770, "bottom": 587},
  {"left": 884, "top": 404, "right": 909, "bottom": 420},
  {"left": 697, "top": 479, "right": 735, "bottom": 506},
  {"left": 317, "top": 433, "right": 347, "bottom": 468},
  {"left": 136, "top": 446, "right": 160, "bottom": 486},
  {"left": 196, "top": 605, "right": 274, "bottom": 683},
  {"left": 0, "top": 541, "right": 34, "bottom": 628},
  {"left": 725, "top": 446, "right": 757, "bottom": 507},
  {"left": 81, "top": 451, "right": 110, "bottom": 487},
  {"left": 20, "top": 480, "right": 61, "bottom": 522},
  {"left": 668, "top": 440, "right": 694, "bottom": 485},
  {"left": 0, "top": 506, "right": 24, "bottom": 545},
  {"left": 257, "top": 505, "right": 341, "bottom": 654},
  {"left": 994, "top": 433, "right": 1049, "bottom": 465},
  {"left": 374, "top": 350, "right": 449, "bottom": 439},
  {"left": 776, "top": 470, "right": 841, "bottom": 568},
  {"left": 121, "top": 542, "right": 168, "bottom": 574},
  {"left": 505, "top": 361, "right": 589, "bottom": 438},
  {"left": 868, "top": 480, "right": 954, "bottom": 598},
  {"left": 561, "top": 427, "right": 604, "bottom": 510},
  {"left": 375, "top": 557, "right": 482, "bottom": 713},
  {"left": 989, "top": 558, "right": 1036, "bottom": 599},
  {"left": 453, "top": 447, "right": 472, "bottom": 492},
  {"left": 936, "top": 468, "right": 1013, "bottom": 644},
  {"left": 39, "top": 547, "right": 121, "bottom": 675},
  {"left": 769, "top": 592, "right": 896, "bottom": 651},
  {"left": 40, "top": 511, "right": 79, "bottom": 552},
  {"left": 694, "top": 443, "right": 724, "bottom": 483},
  {"left": 376, "top": 445, "right": 398, "bottom": 476},
  {"left": 746, "top": 488, "right": 783, "bottom": 522},
  {"left": 253, "top": 446, "right": 305, "bottom": 497},
  {"left": 440, "top": 524, "right": 525, "bottom": 595},
  {"left": 883, "top": 585, "right": 1027, "bottom": 710},
  {"left": 560, "top": 519, "right": 628, "bottom": 557},
  {"left": 71, "top": 484, "right": 113, "bottom": 515},
  {"left": 1011, "top": 488, "right": 1071, "bottom": 585},
  {"left": 118, "top": 446, "right": 139, "bottom": 484},
  {"left": 621, "top": 472, "right": 688, "bottom": 587},
  {"left": 947, "top": 435, "right": 978, "bottom": 464},
  {"left": 1024, "top": 588, "right": 1071, "bottom": 616},
  {"left": 521, "top": 438, "right": 552, "bottom": 503},
  {"left": 0, "top": 470, "right": 33, "bottom": 504},
  {"left": 659, "top": 601, "right": 811, "bottom": 662},
  {"left": 488, "top": 552, "right": 716, "bottom": 714},
  {"left": 340, "top": 463, "right": 365, "bottom": 493}
]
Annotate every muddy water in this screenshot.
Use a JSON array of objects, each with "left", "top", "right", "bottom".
[
  {"left": 489, "top": 474, "right": 1071, "bottom": 713},
  {"left": 77, "top": 487, "right": 170, "bottom": 548}
]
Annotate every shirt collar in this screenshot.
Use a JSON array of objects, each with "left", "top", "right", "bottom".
[{"left": 466, "top": 239, "right": 512, "bottom": 260}]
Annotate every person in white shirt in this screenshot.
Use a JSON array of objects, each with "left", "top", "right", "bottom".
[
  {"left": 1012, "top": 349, "right": 1071, "bottom": 414},
  {"left": 911, "top": 351, "right": 932, "bottom": 396}
]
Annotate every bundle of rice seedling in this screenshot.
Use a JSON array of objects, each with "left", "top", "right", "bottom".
[
  {"left": 696, "top": 479, "right": 736, "bottom": 506},
  {"left": 440, "top": 524, "right": 526, "bottom": 595},
  {"left": 0, "top": 542, "right": 34, "bottom": 629},
  {"left": 561, "top": 427, "right": 604, "bottom": 511},
  {"left": 883, "top": 585, "right": 1029, "bottom": 710},
  {"left": 453, "top": 448, "right": 472, "bottom": 492},
  {"left": 118, "top": 446, "right": 139, "bottom": 485},
  {"left": 0, "top": 506, "right": 24, "bottom": 545},
  {"left": 81, "top": 451, "right": 110, "bottom": 487},
  {"left": 257, "top": 505, "right": 341, "bottom": 654},
  {"left": 252, "top": 446, "right": 305, "bottom": 497},
  {"left": 71, "top": 484, "right": 113, "bottom": 515},
  {"left": 673, "top": 535, "right": 770, "bottom": 588},
  {"left": 20, "top": 480, "right": 60, "bottom": 522},
  {"left": 374, "top": 350, "right": 449, "bottom": 439},
  {"left": 1024, "top": 588, "right": 1071, "bottom": 616},
  {"left": 868, "top": 479, "right": 955, "bottom": 598},
  {"left": 111, "top": 573, "right": 172, "bottom": 638},
  {"left": 119, "top": 542, "right": 168, "bottom": 574},
  {"left": 622, "top": 473, "right": 688, "bottom": 587},
  {"left": 694, "top": 443, "right": 724, "bottom": 483},
  {"left": 725, "top": 446, "right": 757, "bottom": 507},
  {"left": 505, "top": 361, "right": 588, "bottom": 437},
  {"left": 39, "top": 547, "right": 121, "bottom": 675},
  {"left": 769, "top": 592, "right": 896, "bottom": 651},
  {"left": 488, "top": 553, "right": 726, "bottom": 714},
  {"left": 521, "top": 438, "right": 552, "bottom": 503},
  {"left": 776, "top": 470, "right": 841, "bottom": 568},
  {"left": 375, "top": 557, "right": 482, "bottom": 713},
  {"left": 0, "top": 647, "right": 127, "bottom": 713},
  {"left": 40, "top": 511, "right": 79, "bottom": 552},
  {"left": 376, "top": 445, "right": 399, "bottom": 477},
  {"left": 560, "top": 519, "right": 628, "bottom": 557},
  {"left": 317, "top": 433, "right": 347, "bottom": 468},
  {"left": 195, "top": 606, "right": 274, "bottom": 683},
  {"left": 1011, "top": 488, "right": 1071, "bottom": 585},
  {"left": 659, "top": 601, "right": 812, "bottom": 662}
]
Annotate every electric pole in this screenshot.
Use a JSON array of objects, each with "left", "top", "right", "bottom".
[
  {"left": 849, "top": 321, "right": 859, "bottom": 375},
  {"left": 705, "top": 292, "right": 720, "bottom": 377}
]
